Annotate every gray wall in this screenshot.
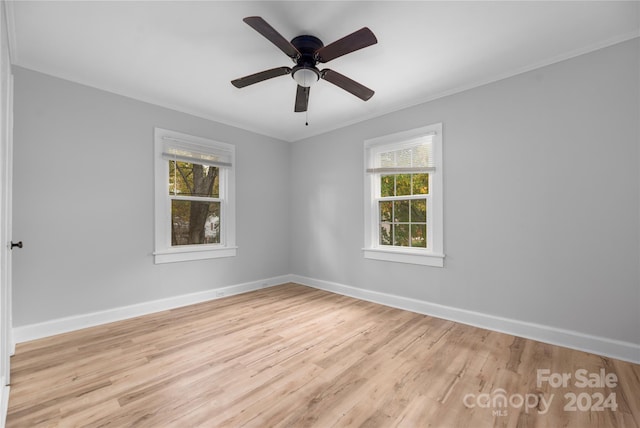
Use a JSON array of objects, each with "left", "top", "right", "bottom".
[
  {"left": 290, "top": 39, "right": 640, "bottom": 345},
  {"left": 11, "top": 39, "right": 640, "bottom": 348},
  {"left": 12, "top": 67, "right": 291, "bottom": 326}
]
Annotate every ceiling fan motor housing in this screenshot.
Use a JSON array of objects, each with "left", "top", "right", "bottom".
[{"left": 291, "top": 35, "right": 323, "bottom": 86}]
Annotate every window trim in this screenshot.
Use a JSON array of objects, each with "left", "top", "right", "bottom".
[
  {"left": 363, "top": 123, "right": 444, "bottom": 267},
  {"left": 153, "top": 128, "right": 236, "bottom": 264}
]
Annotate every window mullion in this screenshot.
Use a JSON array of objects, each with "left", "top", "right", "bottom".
[
  {"left": 391, "top": 200, "right": 395, "bottom": 245},
  {"left": 408, "top": 196, "right": 413, "bottom": 248}
]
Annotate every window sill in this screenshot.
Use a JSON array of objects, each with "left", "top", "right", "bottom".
[
  {"left": 154, "top": 245, "right": 237, "bottom": 264},
  {"left": 363, "top": 247, "right": 444, "bottom": 267}
]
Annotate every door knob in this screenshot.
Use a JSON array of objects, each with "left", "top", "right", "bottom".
[{"left": 10, "top": 241, "right": 22, "bottom": 249}]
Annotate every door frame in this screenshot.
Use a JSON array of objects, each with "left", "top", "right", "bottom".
[{"left": 0, "top": 0, "right": 14, "bottom": 421}]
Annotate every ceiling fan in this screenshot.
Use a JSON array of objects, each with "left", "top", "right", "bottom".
[{"left": 231, "top": 16, "right": 377, "bottom": 114}]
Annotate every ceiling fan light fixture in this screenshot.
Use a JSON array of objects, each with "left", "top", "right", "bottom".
[{"left": 292, "top": 67, "right": 320, "bottom": 87}]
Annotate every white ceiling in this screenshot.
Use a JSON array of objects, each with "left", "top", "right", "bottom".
[{"left": 6, "top": 1, "right": 639, "bottom": 142}]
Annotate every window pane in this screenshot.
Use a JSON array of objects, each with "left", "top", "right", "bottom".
[
  {"left": 396, "top": 174, "right": 411, "bottom": 196},
  {"left": 379, "top": 201, "right": 393, "bottom": 222},
  {"left": 169, "top": 161, "right": 188, "bottom": 195},
  {"left": 398, "top": 148, "right": 413, "bottom": 168},
  {"left": 171, "top": 200, "right": 220, "bottom": 246},
  {"left": 395, "top": 200, "right": 409, "bottom": 222},
  {"left": 411, "top": 224, "right": 427, "bottom": 248},
  {"left": 412, "top": 173, "right": 429, "bottom": 195},
  {"left": 169, "top": 160, "right": 219, "bottom": 197},
  {"left": 380, "top": 223, "right": 392, "bottom": 245},
  {"left": 380, "top": 175, "right": 394, "bottom": 197},
  {"left": 411, "top": 199, "right": 427, "bottom": 222},
  {"left": 380, "top": 151, "right": 395, "bottom": 168},
  {"left": 413, "top": 144, "right": 431, "bottom": 168},
  {"left": 377, "top": 143, "right": 432, "bottom": 169},
  {"left": 394, "top": 224, "right": 410, "bottom": 246}
]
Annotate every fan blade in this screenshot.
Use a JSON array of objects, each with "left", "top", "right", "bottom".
[
  {"left": 243, "top": 16, "right": 300, "bottom": 60},
  {"left": 294, "top": 85, "right": 310, "bottom": 112},
  {"left": 231, "top": 67, "right": 292, "bottom": 88},
  {"left": 315, "top": 27, "right": 377, "bottom": 63},
  {"left": 321, "top": 69, "right": 374, "bottom": 101}
]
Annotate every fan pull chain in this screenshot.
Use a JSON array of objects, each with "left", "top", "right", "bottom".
[{"left": 305, "top": 109, "right": 309, "bottom": 126}]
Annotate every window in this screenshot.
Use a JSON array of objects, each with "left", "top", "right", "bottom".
[
  {"left": 363, "top": 123, "right": 444, "bottom": 267},
  {"left": 154, "top": 128, "right": 236, "bottom": 263}
]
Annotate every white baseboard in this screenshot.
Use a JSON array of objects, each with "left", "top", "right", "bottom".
[
  {"left": 12, "top": 275, "right": 293, "bottom": 344},
  {"left": 290, "top": 274, "right": 640, "bottom": 364},
  {"left": 12, "top": 273, "right": 640, "bottom": 364},
  {"left": 0, "top": 382, "right": 8, "bottom": 428}
]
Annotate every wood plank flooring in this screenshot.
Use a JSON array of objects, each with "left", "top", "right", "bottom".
[{"left": 6, "top": 283, "right": 640, "bottom": 427}]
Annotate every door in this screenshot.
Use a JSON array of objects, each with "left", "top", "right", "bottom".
[
  {"left": 0, "top": 0, "right": 14, "bottom": 403},
  {"left": 0, "top": 71, "right": 12, "bottom": 388}
]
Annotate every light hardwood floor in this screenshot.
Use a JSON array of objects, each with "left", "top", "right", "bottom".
[{"left": 6, "top": 283, "right": 640, "bottom": 427}]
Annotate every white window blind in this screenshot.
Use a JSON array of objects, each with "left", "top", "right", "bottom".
[
  {"left": 162, "top": 137, "right": 232, "bottom": 168},
  {"left": 366, "top": 132, "right": 436, "bottom": 174}
]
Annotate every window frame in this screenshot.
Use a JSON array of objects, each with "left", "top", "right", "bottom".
[
  {"left": 363, "top": 123, "right": 444, "bottom": 267},
  {"left": 153, "top": 128, "right": 236, "bottom": 264}
]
